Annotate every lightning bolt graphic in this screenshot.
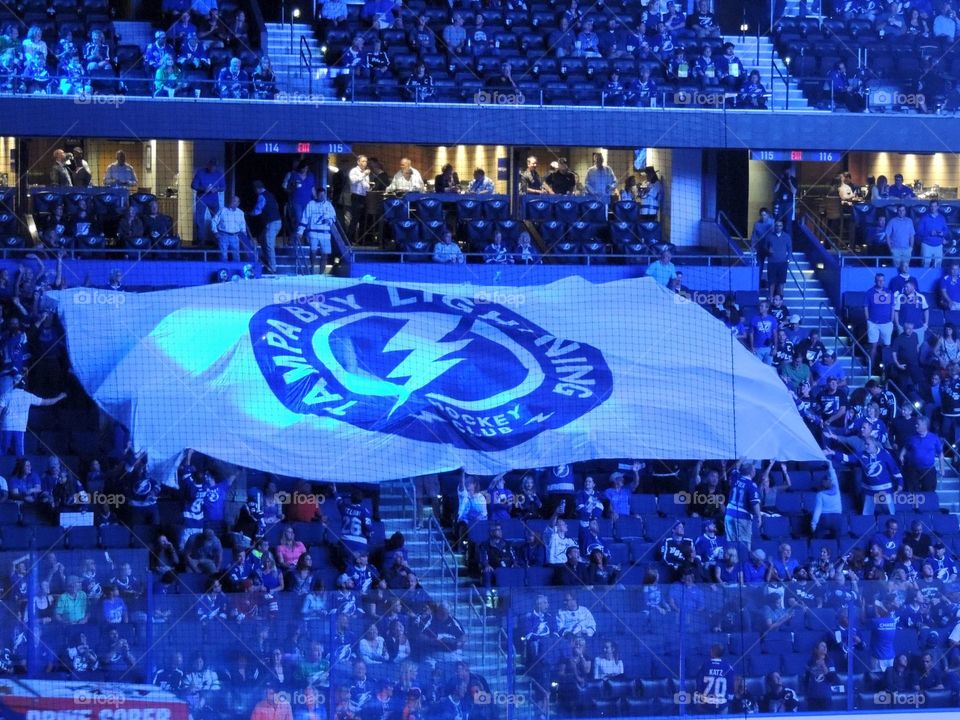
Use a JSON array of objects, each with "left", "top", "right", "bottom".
[{"left": 383, "top": 314, "right": 473, "bottom": 417}]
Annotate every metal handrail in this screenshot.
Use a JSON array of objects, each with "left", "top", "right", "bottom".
[
  {"left": 770, "top": 49, "right": 790, "bottom": 110},
  {"left": 352, "top": 247, "right": 755, "bottom": 267},
  {"left": 801, "top": 211, "right": 844, "bottom": 255},
  {"left": 425, "top": 516, "right": 459, "bottom": 611},
  {"left": 787, "top": 251, "right": 806, "bottom": 309},
  {"left": 716, "top": 209, "right": 751, "bottom": 258},
  {"left": 818, "top": 299, "right": 873, "bottom": 379},
  {"left": 299, "top": 35, "right": 313, "bottom": 95}
]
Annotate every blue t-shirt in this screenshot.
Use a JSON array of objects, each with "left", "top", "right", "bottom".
[
  {"left": 202, "top": 480, "right": 231, "bottom": 522},
  {"left": 943, "top": 275, "right": 960, "bottom": 304},
  {"left": 904, "top": 432, "right": 942, "bottom": 469},
  {"left": 870, "top": 615, "right": 897, "bottom": 660},
  {"left": 751, "top": 313, "right": 778, "bottom": 347},
  {"left": 918, "top": 212, "right": 949, "bottom": 246},
  {"left": 865, "top": 286, "right": 895, "bottom": 324}
]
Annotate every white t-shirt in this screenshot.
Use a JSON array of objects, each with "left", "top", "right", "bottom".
[{"left": 1, "top": 389, "right": 40, "bottom": 432}]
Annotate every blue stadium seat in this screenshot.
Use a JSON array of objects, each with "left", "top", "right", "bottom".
[
  {"left": 420, "top": 219, "right": 446, "bottom": 245},
  {"left": 481, "top": 198, "right": 509, "bottom": 221},
  {"left": 524, "top": 198, "right": 553, "bottom": 222},
  {"left": 580, "top": 200, "right": 607, "bottom": 223},
  {"left": 555, "top": 199, "right": 579, "bottom": 223},
  {"left": 638, "top": 220, "right": 662, "bottom": 247},
  {"left": 613, "top": 200, "right": 639, "bottom": 223},
  {"left": 628, "top": 494, "right": 657, "bottom": 515},
  {"left": 382, "top": 196, "right": 408, "bottom": 223},
  {"left": 494, "top": 567, "right": 525, "bottom": 587},
  {"left": 34, "top": 527, "right": 66, "bottom": 551},
  {"left": 774, "top": 493, "right": 802, "bottom": 515},
  {"left": 414, "top": 198, "right": 444, "bottom": 223},
  {"left": 392, "top": 219, "right": 421, "bottom": 248},
  {"left": 538, "top": 220, "right": 566, "bottom": 246},
  {"left": 68, "top": 527, "right": 99, "bottom": 549},
  {"left": 933, "top": 514, "right": 959, "bottom": 535},
  {"left": 100, "top": 525, "right": 130, "bottom": 548},
  {"left": 3, "top": 526, "right": 31, "bottom": 550},
  {"left": 497, "top": 219, "right": 521, "bottom": 248},
  {"left": 525, "top": 567, "right": 553, "bottom": 586},
  {"left": 457, "top": 198, "right": 482, "bottom": 222},
  {"left": 627, "top": 540, "right": 654, "bottom": 564},
  {"left": 465, "top": 219, "right": 495, "bottom": 252},
  {"left": 761, "top": 515, "right": 789, "bottom": 539},
  {"left": 0, "top": 503, "right": 19, "bottom": 525}
]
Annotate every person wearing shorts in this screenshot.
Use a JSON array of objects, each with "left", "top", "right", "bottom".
[
  {"left": 297, "top": 185, "right": 336, "bottom": 274},
  {"left": 865, "top": 272, "right": 894, "bottom": 369}
]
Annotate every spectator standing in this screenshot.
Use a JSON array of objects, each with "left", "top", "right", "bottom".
[
  {"left": 917, "top": 200, "right": 950, "bottom": 268},
  {"left": 49, "top": 149, "right": 72, "bottom": 187},
  {"left": 894, "top": 279, "right": 929, "bottom": 344},
  {"left": 865, "top": 272, "right": 895, "bottom": 368},
  {"left": 250, "top": 181, "right": 281, "bottom": 274},
  {"left": 211, "top": 195, "right": 248, "bottom": 263},
  {"left": 191, "top": 159, "right": 225, "bottom": 246},
  {"left": 724, "top": 462, "right": 762, "bottom": 549},
  {"left": 296, "top": 186, "right": 336, "bottom": 274},
  {"left": 749, "top": 300, "right": 778, "bottom": 365},
  {"left": 584, "top": 153, "right": 617, "bottom": 205},
  {"left": 900, "top": 415, "right": 943, "bottom": 491},
  {"left": 767, "top": 220, "right": 792, "bottom": 299},
  {"left": 104, "top": 150, "right": 138, "bottom": 190},
  {"left": 0, "top": 382, "right": 66, "bottom": 457},
  {"left": 751, "top": 207, "right": 774, "bottom": 286}
]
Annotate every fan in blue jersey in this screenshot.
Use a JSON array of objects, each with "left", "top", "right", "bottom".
[
  {"left": 694, "top": 644, "right": 735, "bottom": 712},
  {"left": 827, "top": 436, "right": 902, "bottom": 515},
  {"left": 724, "top": 462, "right": 762, "bottom": 549},
  {"left": 201, "top": 469, "right": 236, "bottom": 524},
  {"left": 867, "top": 597, "right": 899, "bottom": 671},
  {"left": 179, "top": 461, "right": 207, "bottom": 548},
  {"left": 334, "top": 484, "right": 373, "bottom": 554}
]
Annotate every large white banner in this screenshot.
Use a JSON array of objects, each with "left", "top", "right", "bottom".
[{"left": 54, "top": 276, "right": 823, "bottom": 482}]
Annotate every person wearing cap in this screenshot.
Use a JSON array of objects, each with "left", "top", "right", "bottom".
[
  {"left": 477, "top": 522, "right": 515, "bottom": 588},
  {"left": 602, "top": 464, "right": 640, "bottom": 518},
  {"left": 929, "top": 542, "right": 959, "bottom": 582},
  {"left": 772, "top": 327, "right": 795, "bottom": 369},
  {"left": 177, "top": 32, "right": 210, "bottom": 71},
  {"left": 143, "top": 30, "right": 171, "bottom": 72},
  {"left": 743, "top": 547, "right": 768, "bottom": 583},
  {"left": 811, "top": 349, "right": 846, "bottom": 387},
  {"left": 544, "top": 157, "right": 577, "bottom": 195}
]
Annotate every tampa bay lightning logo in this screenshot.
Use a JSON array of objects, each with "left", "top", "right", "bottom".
[{"left": 249, "top": 283, "right": 612, "bottom": 449}]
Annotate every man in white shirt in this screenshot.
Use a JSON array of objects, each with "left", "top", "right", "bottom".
[
  {"left": 211, "top": 195, "right": 248, "bottom": 262},
  {"left": 297, "top": 186, "right": 337, "bottom": 274},
  {"left": 432, "top": 230, "right": 464, "bottom": 263},
  {"left": 391, "top": 158, "right": 424, "bottom": 189},
  {"left": 104, "top": 150, "right": 139, "bottom": 189},
  {"left": 556, "top": 593, "right": 596, "bottom": 637},
  {"left": 0, "top": 381, "right": 66, "bottom": 457},
  {"left": 544, "top": 517, "right": 576, "bottom": 565},
  {"left": 934, "top": 5, "right": 957, "bottom": 40},
  {"left": 584, "top": 152, "right": 617, "bottom": 204},
  {"left": 467, "top": 168, "right": 494, "bottom": 194},
  {"left": 387, "top": 168, "right": 425, "bottom": 193},
  {"left": 347, "top": 155, "right": 370, "bottom": 243},
  {"left": 646, "top": 248, "right": 677, "bottom": 285}
]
